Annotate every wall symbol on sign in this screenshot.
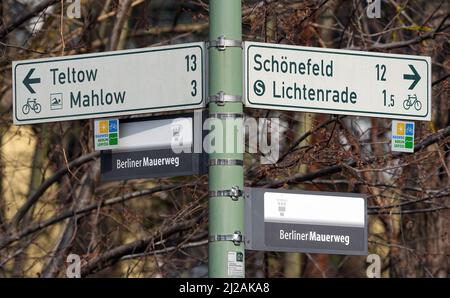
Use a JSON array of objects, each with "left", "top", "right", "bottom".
[
  {"left": 50, "top": 93, "right": 63, "bottom": 110},
  {"left": 403, "top": 94, "right": 422, "bottom": 111},
  {"left": 277, "top": 199, "right": 287, "bottom": 216},
  {"left": 171, "top": 123, "right": 184, "bottom": 147},
  {"left": 22, "top": 98, "right": 41, "bottom": 114},
  {"left": 172, "top": 124, "right": 181, "bottom": 140}
]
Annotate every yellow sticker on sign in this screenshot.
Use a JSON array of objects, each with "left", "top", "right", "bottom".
[{"left": 99, "top": 120, "right": 109, "bottom": 134}]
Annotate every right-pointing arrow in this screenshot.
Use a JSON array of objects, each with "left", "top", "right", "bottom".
[
  {"left": 403, "top": 64, "right": 421, "bottom": 90},
  {"left": 23, "top": 68, "right": 41, "bottom": 94}
]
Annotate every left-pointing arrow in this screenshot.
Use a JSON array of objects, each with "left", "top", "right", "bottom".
[{"left": 23, "top": 68, "right": 41, "bottom": 94}]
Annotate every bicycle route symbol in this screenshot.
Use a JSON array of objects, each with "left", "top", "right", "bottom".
[
  {"left": 403, "top": 94, "right": 422, "bottom": 111},
  {"left": 22, "top": 98, "right": 42, "bottom": 115}
]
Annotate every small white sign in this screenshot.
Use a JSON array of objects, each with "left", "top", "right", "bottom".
[
  {"left": 94, "top": 119, "right": 119, "bottom": 150},
  {"left": 227, "top": 251, "right": 244, "bottom": 278},
  {"left": 391, "top": 120, "right": 415, "bottom": 153},
  {"left": 264, "top": 192, "right": 365, "bottom": 227}
]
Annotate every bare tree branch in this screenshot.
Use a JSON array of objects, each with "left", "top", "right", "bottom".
[
  {"left": 109, "top": 0, "right": 133, "bottom": 51},
  {"left": 120, "top": 239, "right": 208, "bottom": 261},
  {"left": 0, "top": 0, "right": 60, "bottom": 40},
  {"left": 350, "top": 14, "right": 450, "bottom": 50},
  {"left": 262, "top": 126, "right": 450, "bottom": 188},
  {"left": 81, "top": 215, "right": 204, "bottom": 276},
  {"left": 0, "top": 183, "right": 183, "bottom": 250},
  {"left": 10, "top": 152, "right": 99, "bottom": 228}
]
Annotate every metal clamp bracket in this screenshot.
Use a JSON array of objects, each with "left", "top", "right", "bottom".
[
  {"left": 210, "top": 185, "right": 243, "bottom": 201},
  {"left": 209, "top": 112, "right": 244, "bottom": 120},
  {"left": 208, "top": 91, "right": 242, "bottom": 106},
  {"left": 209, "top": 159, "right": 243, "bottom": 166},
  {"left": 207, "top": 35, "right": 242, "bottom": 51},
  {"left": 209, "top": 231, "right": 243, "bottom": 246}
]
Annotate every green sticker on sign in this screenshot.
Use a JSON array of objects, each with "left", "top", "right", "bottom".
[{"left": 94, "top": 119, "right": 119, "bottom": 150}]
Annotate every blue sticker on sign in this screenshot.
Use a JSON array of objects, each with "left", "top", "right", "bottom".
[
  {"left": 109, "top": 120, "right": 118, "bottom": 132},
  {"left": 405, "top": 123, "right": 414, "bottom": 136}
]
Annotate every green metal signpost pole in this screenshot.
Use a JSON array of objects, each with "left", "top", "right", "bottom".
[{"left": 208, "top": 0, "right": 245, "bottom": 277}]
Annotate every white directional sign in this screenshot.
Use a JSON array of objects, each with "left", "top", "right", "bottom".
[
  {"left": 13, "top": 43, "right": 205, "bottom": 124},
  {"left": 244, "top": 41, "right": 431, "bottom": 121}
]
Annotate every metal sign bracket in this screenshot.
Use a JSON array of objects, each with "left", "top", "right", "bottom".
[
  {"left": 209, "top": 231, "right": 244, "bottom": 246},
  {"left": 209, "top": 186, "right": 243, "bottom": 201},
  {"left": 207, "top": 35, "right": 242, "bottom": 51},
  {"left": 209, "top": 159, "right": 243, "bottom": 166},
  {"left": 208, "top": 91, "right": 242, "bottom": 106}
]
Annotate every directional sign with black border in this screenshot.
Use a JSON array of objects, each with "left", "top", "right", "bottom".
[
  {"left": 13, "top": 43, "right": 205, "bottom": 125},
  {"left": 244, "top": 41, "right": 431, "bottom": 121}
]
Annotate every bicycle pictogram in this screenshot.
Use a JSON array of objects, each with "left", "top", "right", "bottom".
[
  {"left": 22, "top": 98, "right": 42, "bottom": 115},
  {"left": 403, "top": 94, "right": 422, "bottom": 111}
]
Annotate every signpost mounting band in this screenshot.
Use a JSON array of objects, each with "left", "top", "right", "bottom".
[
  {"left": 209, "top": 186, "right": 243, "bottom": 201},
  {"left": 209, "top": 159, "right": 244, "bottom": 166},
  {"left": 207, "top": 35, "right": 242, "bottom": 51},
  {"left": 209, "top": 231, "right": 244, "bottom": 246},
  {"left": 209, "top": 112, "right": 244, "bottom": 119},
  {"left": 208, "top": 91, "right": 242, "bottom": 106}
]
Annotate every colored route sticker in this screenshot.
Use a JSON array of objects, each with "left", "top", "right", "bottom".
[
  {"left": 94, "top": 118, "right": 119, "bottom": 150},
  {"left": 391, "top": 120, "right": 414, "bottom": 153}
]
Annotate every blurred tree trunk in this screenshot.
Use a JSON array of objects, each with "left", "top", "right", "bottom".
[
  {"left": 12, "top": 125, "right": 49, "bottom": 276},
  {"left": 301, "top": 0, "right": 339, "bottom": 278},
  {"left": 77, "top": 0, "right": 134, "bottom": 277},
  {"left": 392, "top": 83, "right": 449, "bottom": 278},
  {"left": 263, "top": 1, "right": 284, "bottom": 278},
  {"left": 0, "top": 0, "right": 9, "bottom": 234}
]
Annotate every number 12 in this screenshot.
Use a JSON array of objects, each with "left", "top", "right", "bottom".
[{"left": 376, "top": 64, "right": 386, "bottom": 81}]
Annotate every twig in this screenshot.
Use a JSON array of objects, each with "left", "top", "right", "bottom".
[
  {"left": 0, "top": 183, "right": 184, "bottom": 250},
  {"left": 9, "top": 152, "right": 99, "bottom": 228},
  {"left": 120, "top": 239, "right": 208, "bottom": 261},
  {"left": 262, "top": 126, "right": 450, "bottom": 188},
  {"left": 0, "top": 0, "right": 60, "bottom": 40},
  {"left": 109, "top": 0, "right": 133, "bottom": 51}
]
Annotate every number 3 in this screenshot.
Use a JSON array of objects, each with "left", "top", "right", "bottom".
[{"left": 191, "top": 80, "right": 197, "bottom": 96}]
